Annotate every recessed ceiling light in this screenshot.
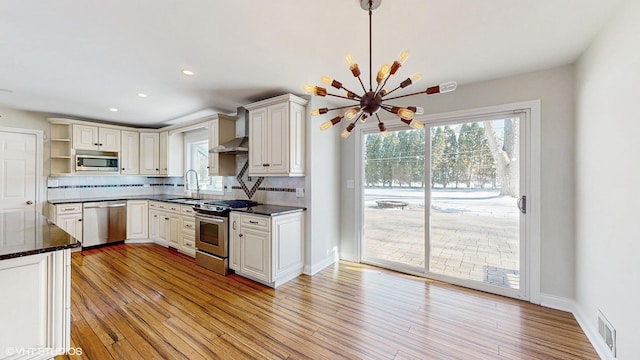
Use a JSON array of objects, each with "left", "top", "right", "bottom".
[
  {"left": 182, "top": 69, "right": 195, "bottom": 76},
  {"left": 138, "top": 93, "right": 148, "bottom": 98},
  {"left": 109, "top": 108, "right": 119, "bottom": 112}
]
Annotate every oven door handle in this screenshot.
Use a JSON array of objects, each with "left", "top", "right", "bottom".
[{"left": 197, "top": 216, "right": 224, "bottom": 223}]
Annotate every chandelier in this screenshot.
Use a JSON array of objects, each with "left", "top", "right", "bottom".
[{"left": 304, "top": 0, "right": 457, "bottom": 139}]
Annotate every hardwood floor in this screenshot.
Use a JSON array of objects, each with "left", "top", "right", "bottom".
[{"left": 57, "top": 243, "right": 598, "bottom": 359}]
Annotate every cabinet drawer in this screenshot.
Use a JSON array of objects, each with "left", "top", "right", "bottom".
[
  {"left": 181, "top": 205, "right": 195, "bottom": 215},
  {"left": 181, "top": 234, "right": 196, "bottom": 249},
  {"left": 56, "top": 203, "right": 82, "bottom": 214},
  {"left": 241, "top": 215, "right": 270, "bottom": 230},
  {"left": 154, "top": 202, "right": 180, "bottom": 213},
  {"left": 149, "top": 201, "right": 161, "bottom": 209},
  {"left": 181, "top": 218, "right": 195, "bottom": 233}
]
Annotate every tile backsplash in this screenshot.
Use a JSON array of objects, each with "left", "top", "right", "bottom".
[{"left": 47, "top": 174, "right": 305, "bottom": 207}]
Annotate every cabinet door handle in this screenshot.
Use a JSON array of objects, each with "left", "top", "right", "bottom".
[
  {"left": 93, "top": 143, "right": 99, "bottom": 146},
  {"left": 232, "top": 220, "right": 236, "bottom": 230},
  {"left": 165, "top": 217, "right": 170, "bottom": 220},
  {"left": 239, "top": 234, "right": 243, "bottom": 238},
  {"left": 78, "top": 219, "right": 82, "bottom": 222}
]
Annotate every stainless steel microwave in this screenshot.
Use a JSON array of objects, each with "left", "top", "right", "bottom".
[{"left": 76, "top": 154, "right": 119, "bottom": 172}]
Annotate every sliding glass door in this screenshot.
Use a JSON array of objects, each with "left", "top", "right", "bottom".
[
  {"left": 361, "top": 129, "right": 426, "bottom": 273},
  {"left": 361, "top": 113, "right": 528, "bottom": 299}
]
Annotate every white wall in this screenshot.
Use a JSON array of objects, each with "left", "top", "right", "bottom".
[
  {"left": 575, "top": 0, "right": 640, "bottom": 358},
  {"left": 339, "top": 65, "right": 577, "bottom": 300},
  {"left": 304, "top": 96, "right": 341, "bottom": 274}
]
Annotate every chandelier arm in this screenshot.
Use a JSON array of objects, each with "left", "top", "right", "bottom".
[
  {"left": 383, "top": 90, "right": 429, "bottom": 102},
  {"left": 375, "top": 113, "right": 384, "bottom": 123},
  {"left": 377, "top": 72, "right": 394, "bottom": 94},
  {"left": 326, "top": 93, "right": 362, "bottom": 101},
  {"left": 356, "top": 76, "right": 367, "bottom": 93},
  {"left": 335, "top": 86, "right": 363, "bottom": 99},
  {"left": 381, "top": 85, "right": 403, "bottom": 98},
  {"left": 328, "top": 104, "right": 361, "bottom": 111},
  {"left": 379, "top": 105, "right": 397, "bottom": 115}
]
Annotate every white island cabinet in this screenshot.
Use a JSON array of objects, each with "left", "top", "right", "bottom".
[
  {"left": 229, "top": 210, "right": 304, "bottom": 288},
  {"left": 0, "top": 249, "right": 72, "bottom": 360}
]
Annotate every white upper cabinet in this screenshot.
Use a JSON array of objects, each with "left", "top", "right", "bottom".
[
  {"left": 159, "top": 131, "right": 183, "bottom": 176},
  {"left": 120, "top": 130, "right": 139, "bottom": 175},
  {"left": 139, "top": 132, "right": 159, "bottom": 175},
  {"left": 73, "top": 124, "right": 120, "bottom": 152},
  {"left": 245, "top": 94, "right": 307, "bottom": 177}
]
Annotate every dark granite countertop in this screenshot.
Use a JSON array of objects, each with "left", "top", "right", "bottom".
[
  {"left": 0, "top": 212, "right": 81, "bottom": 260},
  {"left": 233, "top": 205, "right": 306, "bottom": 217},
  {"left": 48, "top": 194, "right": 182, "bottom": 205},
  {"left": 49, "top": 196, "right": 305, "bottom": 216}
]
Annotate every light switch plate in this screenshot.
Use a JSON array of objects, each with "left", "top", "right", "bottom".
[{"left": 295, "top": 188, "right": 304, "bottom": 198}]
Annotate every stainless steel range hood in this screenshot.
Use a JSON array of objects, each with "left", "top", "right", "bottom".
[{"left": 210, "top": 107, "right": 249, "bottom": 155}]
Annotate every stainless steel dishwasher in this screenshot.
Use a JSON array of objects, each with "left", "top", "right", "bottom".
[{"left": 82, "top": 201, "right": 127, "bottom": 248}]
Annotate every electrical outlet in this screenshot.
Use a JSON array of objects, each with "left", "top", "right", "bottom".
[
  {"left": 295, "top": 188, "right": 304, "bottom": 198},
  {"left": 225, "top": 185, "right": 233, "bottom": 193}
]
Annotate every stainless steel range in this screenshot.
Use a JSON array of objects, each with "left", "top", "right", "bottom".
[{"left": 193, "top": 199, "right": 259, "bottom": 275}]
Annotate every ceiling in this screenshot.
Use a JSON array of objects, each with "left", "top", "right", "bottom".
[{"left": 0, "top": 0, "right": 625, "bottom": 127}]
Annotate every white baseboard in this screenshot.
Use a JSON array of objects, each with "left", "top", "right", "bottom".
[
  {"left": 303, "top": 254, "right": 337, "bottom": 276},
  {"left": 124, "top": 239, "right": 153, "bottom": 244},
  {"left": 573, "top": 304, "right": 614, "bottom": 360},
  {"left": 530, "top": 294, "right": 615, "bottom": 359},
  {"left": 540, "top": 293, "right": 575, "bottom": 313}
]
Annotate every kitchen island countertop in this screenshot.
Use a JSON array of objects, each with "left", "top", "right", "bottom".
[{"left": 0, "top": 211, "right": 81, "bottom": 260}]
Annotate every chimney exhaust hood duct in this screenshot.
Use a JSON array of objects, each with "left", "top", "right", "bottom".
[{"left": 210, "top": 107, "right": 249, "bottom": 155}]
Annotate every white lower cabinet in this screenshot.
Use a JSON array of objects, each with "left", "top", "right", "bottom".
[
  {"left": 179, "top": 205, "right": 196, "bottom": 257},
  {"left": 229, "top": 211, "right": 304, "bottom": 288},
  {"left": 48, "top": 203, "right": 83, "bottom": 242},
  {"left": 126, "top": 200, "right": 148, "bottom": 239},
  {"left": 0, "top": 249, "right": 71, "bottom": 360},
  {"left": 148, "top": 201, "right": 195, "bottom": 257}
]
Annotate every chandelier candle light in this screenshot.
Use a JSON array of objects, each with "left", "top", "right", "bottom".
[{"left": 305, "top": 0, "right": 457, "bottom": 138}]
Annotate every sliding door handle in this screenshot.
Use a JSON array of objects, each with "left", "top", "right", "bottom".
[{"left": 517, "top": 195, "right": 526, "bottom": 214}]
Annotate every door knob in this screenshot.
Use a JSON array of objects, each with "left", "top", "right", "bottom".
[{"left": 26, "top": 201, "right": 33, "bottom": 205}]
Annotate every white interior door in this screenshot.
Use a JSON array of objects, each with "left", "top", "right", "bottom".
[
  {"left": 0, "top": 130, "right": 38, "bottom": 253},
  {"left": 0, "top": 131, "right": 37, "bottom": 212}
]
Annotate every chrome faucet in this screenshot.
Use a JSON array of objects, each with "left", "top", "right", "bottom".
[{"left": 185, "top": 169, "right": 200, "bottom": 199}]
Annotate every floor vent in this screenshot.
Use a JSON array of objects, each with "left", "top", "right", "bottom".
[{"left": 598, "top": 310, "right": 616, "bottom": 357}]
